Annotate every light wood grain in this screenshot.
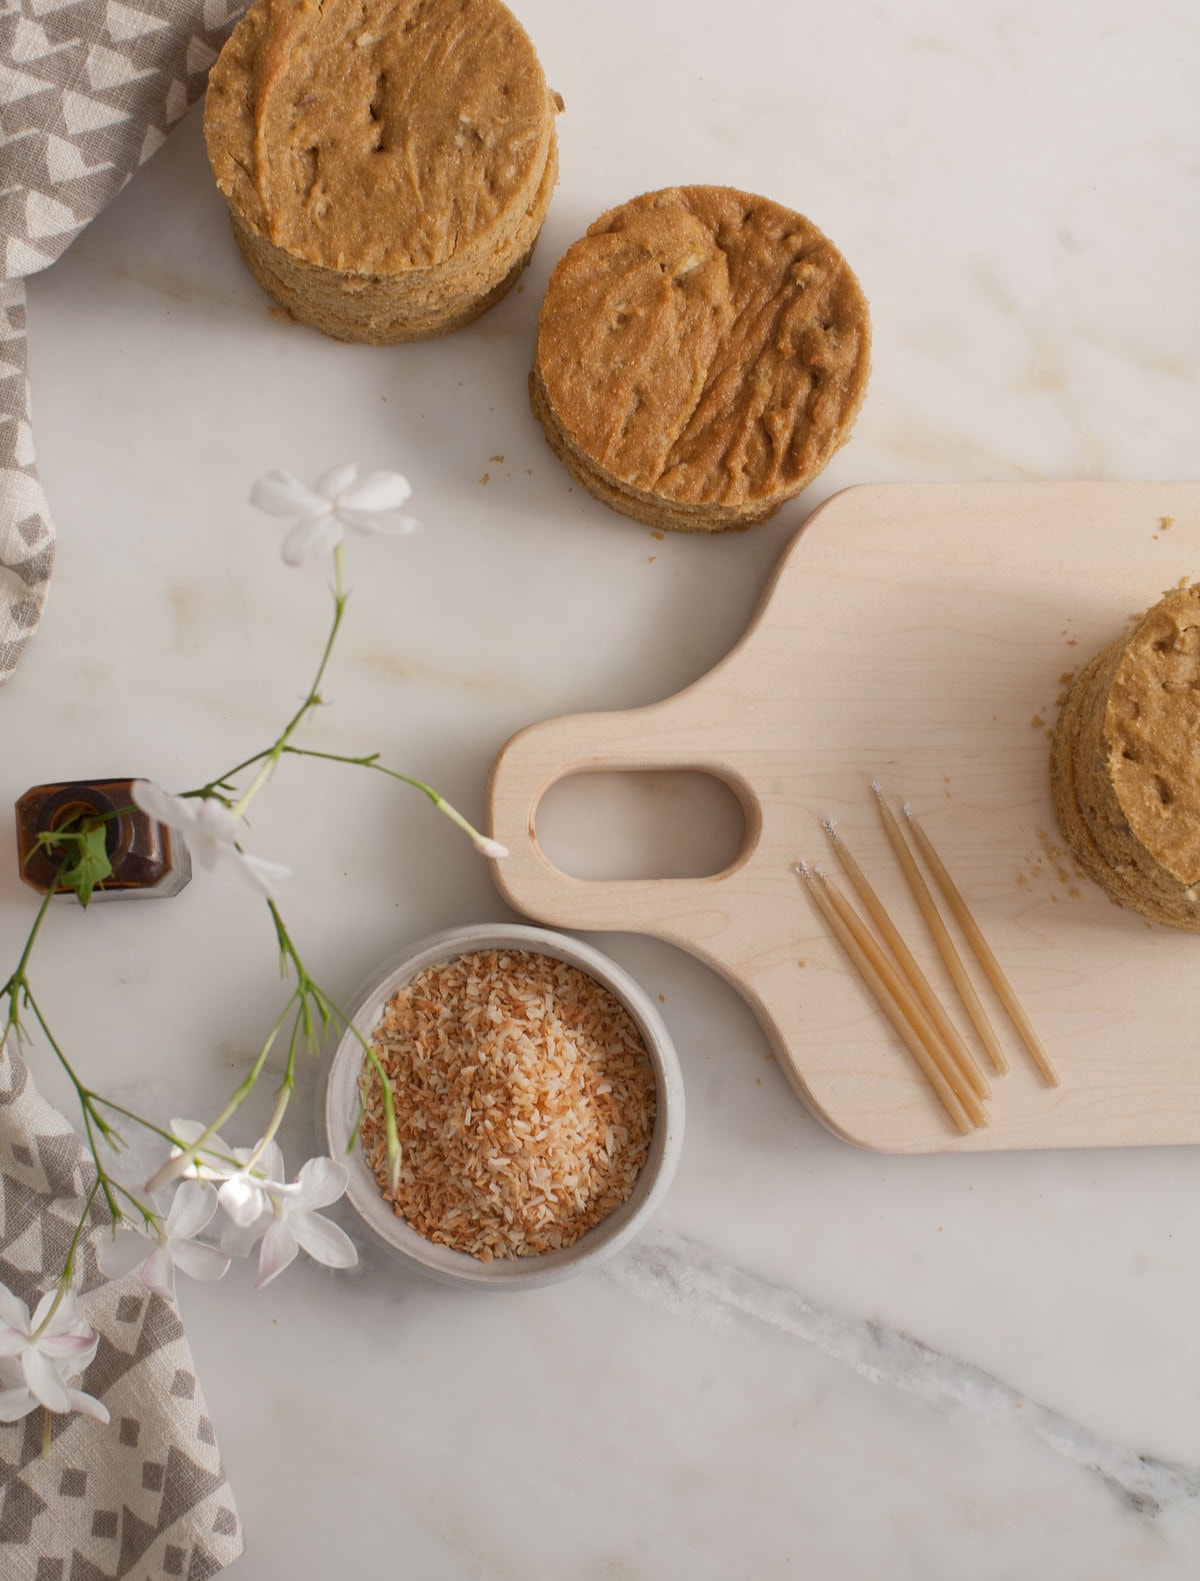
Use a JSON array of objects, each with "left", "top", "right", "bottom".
[{"left": 487, "top": 481, "right": 1200, "bottom": 1152}]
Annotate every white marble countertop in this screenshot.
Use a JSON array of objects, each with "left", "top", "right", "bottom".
[{"left": 10, "top": 0, "right": 1200, "bottom": 1574}]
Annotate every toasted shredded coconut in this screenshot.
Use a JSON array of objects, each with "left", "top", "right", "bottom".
[{"left": 360, "top": 950, "right": 656, "bottom": 1261}]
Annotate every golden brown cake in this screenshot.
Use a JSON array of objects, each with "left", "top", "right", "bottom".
[
  {"left": 1050, "top": 584, "right": 1200, "bottom": 930},
  {"left": 529, "top": 185, "right": 871, "bottom": 533},
  {"left": 204, "top": 0, "right": 559, "bottom": 343}
]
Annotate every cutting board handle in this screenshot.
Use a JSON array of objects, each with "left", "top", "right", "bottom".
[{"left": 486, "top": 705, "right": 760, "bottom": 942}]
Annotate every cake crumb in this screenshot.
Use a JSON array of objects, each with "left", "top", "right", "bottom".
[
  {"left": 480, "top": 473, "right": 490, "bottom": 485},
  {"left": 1030, "top": 714, "right": 1045, "bottom": 729}
]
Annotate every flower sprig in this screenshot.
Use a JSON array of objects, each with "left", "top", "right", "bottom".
[{"left": 0, "top": 463, "right": 507, "bottom": 1439}]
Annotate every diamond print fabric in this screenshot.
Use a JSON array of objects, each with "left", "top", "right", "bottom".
[
  {"left": 2, "top": 8, "right": 251, "bottom": 1568},
  {"left": 0, "top": 0, "right": 248, "bottom": 681},
  {"left": 0, "top": 1040, "right": 245, "bottom": 1577}
]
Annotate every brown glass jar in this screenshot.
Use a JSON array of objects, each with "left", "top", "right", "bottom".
[{"left": 15, "top": 779, "right": 191, "bottom": 901}]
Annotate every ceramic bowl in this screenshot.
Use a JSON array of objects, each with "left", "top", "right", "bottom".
[{"left": 318, "top": 923, "right": 685, "bottom": 1289}]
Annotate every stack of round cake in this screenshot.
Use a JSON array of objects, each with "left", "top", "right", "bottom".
[
  {"left": 204, "top": 0, "right": 559, "bottom": 344},
  {"left": 1051, "top": 583, "right": 1200, "bottom": 930},
  {"left": 529, "top": 185, "right": 871, "bottom": 533}
]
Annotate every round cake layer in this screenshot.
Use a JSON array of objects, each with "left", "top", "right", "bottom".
[
  {"left": 204, "top": 0, "right": 557, "bottom": 339},
  {"left": 1050, "top": 584, "right": 1200, "bottom": 930},
  {"left": 228, "top": 132, "right": 557, "bottom": 344},
  {"left": 531, "top": 185, "right": 871, "bottom": 532}
]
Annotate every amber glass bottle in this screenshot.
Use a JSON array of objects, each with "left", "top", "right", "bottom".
[{"left": 15, "top": 779, "right": 191, "bottom": 900}]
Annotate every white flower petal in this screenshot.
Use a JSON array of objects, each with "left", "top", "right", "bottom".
[
  {"left": 23, "top": 1348, "right": 70, "bottom": 1413},
  {"left": 0, "top": 1387, "right": 38, "bottom": 1422},
  {"left": 219, "top": 1174, "right": 268, "bottom": 1229},
  {"left": 289, "top": 1210, "right": 358, "bottom": 1270},
  {"left": 255, "top": 1220, "right": 299, "bottom": 1289},
  {"left": 255, "top": 1140, "right": 286, "bottom": 1184},
  {"left": 336, "top": 469, "right": 412, "bottom": 513},
  {"left": 221, "top": 1210, "right": 270, "bottom": 1259},
  {"left": 191, "top": 799, "right": 243, "bottom": 847},
  {"left": 130, "top": 781, "right": 193, "bottom": 831},
  {"left": 37, "top": 1332, "right": 95, "bottom": 1361},
  {"left": 31, "top": 1288, "right": 80, "bottom": 1337},
  {"left": 340, "top": 509, "right": 422, "bottom": 538},
  {"left": 170, "top": 1240, "right": 231, "bottom": 1284},
  {"left": 0, "top": 1285, "right": 29, "bottom": 1332},
  {"left": 291, "top": 1156, "right": 349, "bottom": 1212},
  {"left": 315, "top": 463, "right": 359, "bottom": 500},
  {"left": 250, "top": 469, "right": 331, "bottom": 519},
  {"left": 170, "top": 1119, "right": 233, "bottom": 1154},
  {"left": 186, "top": 834, "right": 225, "bottom": 873},
  {"left": 60, "top": 1333, "right": 99, "bottom": 1380},
  {"left": 229, "top": 850, "right": 291, "bottom": 898},
  {"left": 27, "top": 1291, "right": 54, "bottom": 1331},
  {"left": 139, "top": 1246, "right": 176, "bottom": 1303},
  {"left": 96, "top": 1226, "right": 152, "bottom": 1280},
  {"left": 166, "top": 1181, "right": 219, "bottom": 1243},
  {"left": 282, "top": 514, "right": 344, "bottom": 567},
  {"left": 0, "top": 1330, "right": 28, "bottom": 1357},
  {"left": 167, "top": 1121, "right": 234, "bottom": 1182},
  {"left": 64, "top": 1387, "right": 110, "bottom": 1424},
  {"left": 256, "top": 462, "right": 420, "bottom": 563}
]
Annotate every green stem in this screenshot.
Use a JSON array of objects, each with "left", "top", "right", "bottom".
[
  {"left": 278, "top": 747, "right": 501, "bottom": 852},
  {"left": 193, "top": 545, "right": 348, "bottom": 810},
  {"left": 31, "top": 1177, "right": 101, "bottom": 1340},
  {"left": 21, "top": 990, "right": 151, "bottom": 1232},
  {"left": 322, "top": 998, "right": 400, "bottom": 1192},
  {"left": 146, "top": 990, "right": 300, "bottom": 1192},
  {"left": 2, "top": 879, "right": 60, "bottom": 1042}
]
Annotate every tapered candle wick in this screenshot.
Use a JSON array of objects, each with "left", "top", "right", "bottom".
[
  {"left": 901, "top": 803, "right": 1061, "bottom": 1088},
  {"left": 821, "top": 814, "right": 991, "bottom": 1103},
  {"left": 871, "top": 781, "right": 1011, "bottom": 1074},
  {"left": 794, "top": 862, "right": 976, "bottom": 1134}
]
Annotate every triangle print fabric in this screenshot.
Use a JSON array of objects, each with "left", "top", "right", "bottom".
[
  {"left": 0, "top": 1040, "right": 244, "bottom": 1577},
  {"left": 0, "top": 0, "right": 248, "bottom": 682}
]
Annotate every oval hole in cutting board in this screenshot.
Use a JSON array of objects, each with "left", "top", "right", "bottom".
[{"left": 534, "top": 770, "right": 747, "bottom": 880}]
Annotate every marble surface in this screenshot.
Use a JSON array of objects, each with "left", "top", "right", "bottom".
[{"left": 9, "top": 0, "right": 1200, "bottom": 1574}]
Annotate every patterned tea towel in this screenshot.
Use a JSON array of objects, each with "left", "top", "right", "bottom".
[
  {"left": 0, "top": 0, "right": 248, "bottom": 683},
  {"left": 0, "top": 1038, "right": 244, "bottom": 1578}
]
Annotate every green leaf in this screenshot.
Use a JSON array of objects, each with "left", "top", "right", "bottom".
[{"left": 57, "top": 826, "right": 112, "bottom": 907}]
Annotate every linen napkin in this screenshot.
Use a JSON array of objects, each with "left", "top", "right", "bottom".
[
  {"left": 1, "top": 8, "right": 250, "bottom": 1567},
  {"left": 0, "top": 1038, "right": 245, "bottom": 1577},
  {"left": 0, "top": 0, "right": 248, "bottom": 683}
]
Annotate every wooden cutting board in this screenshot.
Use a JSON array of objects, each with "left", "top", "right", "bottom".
[{"left": 487, "top": 482, "right": 1200, "bottom": 1152}]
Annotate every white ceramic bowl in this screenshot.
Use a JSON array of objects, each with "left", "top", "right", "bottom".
[{"left": 318, "top": 923, "right": 685, "bottom": 1289}]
